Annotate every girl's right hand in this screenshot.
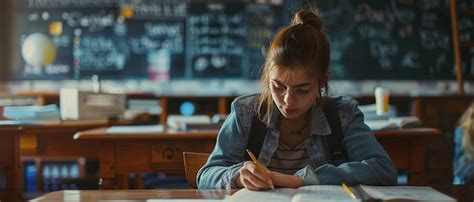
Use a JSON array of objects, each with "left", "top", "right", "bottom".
[{"left": 235, "top": 161, "right": 273, "bottom": 190}]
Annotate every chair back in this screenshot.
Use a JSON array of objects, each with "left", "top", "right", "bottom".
[{"left": 183, "top": 152, "right": 210, "bottom": 188}]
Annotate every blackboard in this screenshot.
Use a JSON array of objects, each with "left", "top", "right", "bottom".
[
  {"left": 15, "top": 0, "right": 286, "bottom": 80},
  {"left": 15, "top": 0, "right": 459, "bottom": 80},
  {"left": 304, "top": 0, "right": 454, "bottom": 80}
]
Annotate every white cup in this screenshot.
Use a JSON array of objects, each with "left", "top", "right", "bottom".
[{"left": 375, "top": 87, "right": 390, "bottom": 116}]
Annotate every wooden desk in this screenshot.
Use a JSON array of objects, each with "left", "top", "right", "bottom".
[
  {"left": 75, "top": 128, "right": 441, "bottom": 189},
  {"left": 74, "top": 128, "right": 218, "bottom": 189},
  {"left": 0, "top": 126, "right": 21, "bottom": 202},
  {"left": 33, "top": 189, "right": 234, "bottom": 201},
  {"left": 375, "top": 128, "right": 442, "bottom": 185},
  {"left": 16, "top": 119, "right": 140, "bottom": 194},
  {"left": 32, "top": 185, "right": 474, "bottom": 202},
  {"left": 19, "top": 120, "right": 112, "bottom": 157}
]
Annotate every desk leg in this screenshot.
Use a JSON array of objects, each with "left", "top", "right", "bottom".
[
  {"left": 2, "top": 133, "right": 21, "bottom": 202},
  {"left": 116, "top": 174, "right": 129, "bottom": 189},
  {"left": 408, "top": 140, "right": 426, "bottom": 185},
  {"left": 15, "top": 134, "right": 22, "bottom": 202},
  {"left": 99, "top": 142, "right": 115, "bottom": 190},
  {"left": 135, "top": 173, "right": 144, "bottom": 189}
]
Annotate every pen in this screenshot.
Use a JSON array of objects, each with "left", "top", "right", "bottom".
[
  {"left": 246, "top": 149, "right": 275, "bottom": 190},
  {"left": 342, "top": 182, "right": 356, "bottom": 199}
]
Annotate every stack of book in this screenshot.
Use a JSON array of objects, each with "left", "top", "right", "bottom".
[{"left": 2, "top": 104, "right": 60, "bottom": 121}]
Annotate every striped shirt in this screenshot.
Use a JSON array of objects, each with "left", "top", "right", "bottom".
[{"left": 267, "top": 139, "right": 311, "bottom": 175}]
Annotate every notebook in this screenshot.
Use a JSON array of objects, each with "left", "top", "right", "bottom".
[
  {"left": 365, "top": 116, "right": 422, "bottom": 131},
  {"left": 224, "top": 185, "right": 455, "bottom": 202},
  {"left": 358, "top": 185, "right": 455, "bottom": 202},
  {"left": 225, "top": 185, "right": 360, "bottom": 202}
]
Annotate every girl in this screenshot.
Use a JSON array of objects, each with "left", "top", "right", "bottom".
[
  {"left": 197, "top": 8, "right": 397, "bottom": 190},
  {"left": 453, "top": 102, "right": 474, "bottom": 184}
]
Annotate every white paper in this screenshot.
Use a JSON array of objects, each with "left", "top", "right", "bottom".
[
  {"left": 146, "top": 200, "right": 221, "bottom": 202},
  {"left": 224, "top": 186, "right": 360, "bottom": 202},
  {"left": 293, "top": 185, "right": 361, "bottom": 202},
  {"left": 224, "top": 188, "right": 295, "bottom": 202},
  {"left": 359, "top": 185, "right": 455, "bottom": 201},
  {"left": 106, "top": 124, "right": 164, "bottom": 134},
  {"left": 365, "top": 120, "right": 399, "bottom": 131}
]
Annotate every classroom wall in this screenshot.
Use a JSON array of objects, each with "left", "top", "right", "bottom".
[{"left": 0, "top": 1, "right": 11, "bottom": 81}]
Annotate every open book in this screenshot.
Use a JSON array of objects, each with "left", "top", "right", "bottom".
[
  {"left": 365, "top": 116, "right": 422, "bottom": 131},
  {"left": 224, "top": 185, "right": 454, "bottom": 202}
]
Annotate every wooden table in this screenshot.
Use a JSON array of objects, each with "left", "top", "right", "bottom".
[
  {"left": 75, "top": 127, "right": 442, "bottom": 189},
  {"left": 18, "top": 120, "right": 146, "bottom": 191},
  {"left": 33, "top": 189, "right": 234, "bottom": 201},
  {"left": 18, "top": 119, "right": 142, "bottom": 156},
  {"left": 374, "top": 128, "right": 442, "bottom": 185},
  {"left": 0, "top": 126, "right": 21, "bottom": 202},
  {"left": 31, "top": 185, "right": 474, "bottom": 202},
  {"left": 74, "top": 128, "right": 218, "bottom": 189}
]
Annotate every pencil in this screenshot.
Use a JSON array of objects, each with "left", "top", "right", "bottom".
[
  {"left": 342, "top": 182, "right": 356, "bottom": 199},
  {"left": 246, "top": 149, "right": 275, "bottom": 190}
]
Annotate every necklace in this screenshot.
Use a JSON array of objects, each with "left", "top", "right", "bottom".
[{"left": 283, "top": 121, "right": 309, "bottom": 136}]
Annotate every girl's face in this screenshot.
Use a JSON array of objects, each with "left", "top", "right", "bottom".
[{"left": 269, "top": 67, "right": 318, "bottom": 120}]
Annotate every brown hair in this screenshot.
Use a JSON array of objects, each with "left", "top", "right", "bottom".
[
  {"left": 460, "top": 102, "right": 474, "bottom": 160},
  {"left": 256, "top": 8, "right": 331, "bottom": 126}
]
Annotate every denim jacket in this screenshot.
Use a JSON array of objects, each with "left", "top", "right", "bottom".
[
  {"left": 453, "top": 127, "right": 474, "bottom": 184},
  {"left": 197, "top": 94, "right": 397, "bottom": 189}
]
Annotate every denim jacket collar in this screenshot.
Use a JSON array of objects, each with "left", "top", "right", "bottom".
[{"left": 310, "top": 100, "right": 332, "bottom": 136}]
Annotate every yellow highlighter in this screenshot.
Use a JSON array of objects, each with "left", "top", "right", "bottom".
[
  {"left": 342, "top": 182, "right": 356, "bottom": 199},
  {"left": 246, "top": 149, "right": 275, "bottom": 190}
]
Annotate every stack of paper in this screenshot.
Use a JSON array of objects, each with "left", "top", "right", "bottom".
[{"left": 3, "top": 104, "right": 60, "bottom": 121}]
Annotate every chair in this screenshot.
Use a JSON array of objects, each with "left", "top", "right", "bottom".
[{"left": 183, "top": 152, "right": 210, "bottom": 188}]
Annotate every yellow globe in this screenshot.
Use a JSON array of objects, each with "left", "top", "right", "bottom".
[{"left": 21, "top": 33, "right": 57, "bottom": 67}]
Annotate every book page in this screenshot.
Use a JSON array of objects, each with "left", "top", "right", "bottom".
[
  {"left": 389, "top": 116, "right": 421, "bottom": 128},
  {"left": 293, "top": 185, "right": 361, "bottom": 202},
  {"left": 359, "top": 185, "right": 455, "bottom": 201},
  {"left": 365, "top": 120, "right": 399, "bottom": 131},
  {"left": 147, "top": 200, "right": 222, "bottom": 202},
  {"left": 225, "top": 186, "right": 361, "bottom": 202},
  {"left": 223, "top": 188, "right": 296, "bottom": 202}
]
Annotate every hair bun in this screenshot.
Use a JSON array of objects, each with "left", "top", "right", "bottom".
[{"left": 291, "top": 9, "right": 323, "bottom": 30}]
